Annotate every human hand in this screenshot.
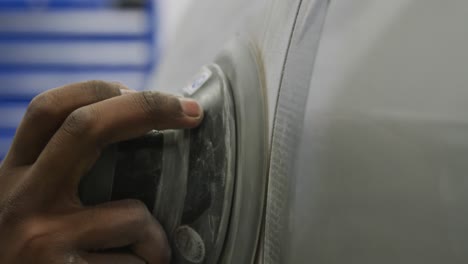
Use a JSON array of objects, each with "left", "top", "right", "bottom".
[{"left": 0, "top": 81, "right": 203, "bottom": 264}]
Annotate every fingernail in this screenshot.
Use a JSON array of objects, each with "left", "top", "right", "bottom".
[
  {"left": 179, "top": 98, "right": 202, "bottom": 118},
  {"left": 120, "top": 89, "right": 137, "bottom": 95}
]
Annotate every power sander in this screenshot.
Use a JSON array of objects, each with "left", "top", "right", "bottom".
[{"left": 79, "top": 38, "right": 268, "bottom": 264}]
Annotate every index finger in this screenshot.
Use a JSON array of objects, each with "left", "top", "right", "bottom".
[
  {"left": 31, "top": 91, "right": 203, "bottom": 201},
  {"left": 4, "top": 81, "right": 126, "bottom": 167}
]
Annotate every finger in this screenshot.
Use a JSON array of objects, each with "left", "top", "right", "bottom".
[
  {"left": 83, "top": 253, "right": 145, "bottom": 264},
  {"left": 66, "top": 199, "right": 171, "bottom": 264},
  {"left": 32, "top": 91, "right": 202, "bottom": 194},
  {"left": 4, "top": 81, "right": 128, "bottom": 167}
]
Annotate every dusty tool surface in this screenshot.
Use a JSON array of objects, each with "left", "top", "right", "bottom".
[{"left": 79, "top": 63, "right": 239, "bottom": 264}]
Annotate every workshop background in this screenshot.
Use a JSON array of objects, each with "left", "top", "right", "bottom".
[{"left": 0, "top": 0, "right": 191, "bottom": 161}]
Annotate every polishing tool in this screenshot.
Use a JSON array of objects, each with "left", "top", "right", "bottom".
[{"left": 79, "top": 38, "right": 268, "bottom": 264}]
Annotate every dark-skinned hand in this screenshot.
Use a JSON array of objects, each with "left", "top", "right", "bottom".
[{"left": 0, "top": 81, "right": 203, "bottom": 264}]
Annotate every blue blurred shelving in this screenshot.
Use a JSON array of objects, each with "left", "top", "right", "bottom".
[
  {"left": 0, "top": 0, "right": 111, "bottom": 9},
  {"left": 0, "top": 0, "right": 158, "bottom": 161}
]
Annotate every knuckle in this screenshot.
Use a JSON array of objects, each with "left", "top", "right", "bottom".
[
  {"left": 148, "top": 222, "right": 171, "bottom": 264},
  {"left": 20, "top": 219, "right": 53, "bottom": 252},
  {"left": 121, "top": 199, "right": 152, "bottom": 225},
  {"left": 137, "top": 92, "right": 183, "bottom": 121},
  {"left": 19, "top": 219, "right": 70, "bottom": 262},
  {"left": 82, "top": 80, "right": 109, "bottom": 89},
  {"left": 23, "top": 237, "right": 61, "bottom": 263},
  {"left": 125, "top": 199, "right": 149, "bottom": 213},
  {"left": 152, "top": 227, "right": 171, "bottom": 263},
  {"left": 62, "top": 107, "right": 99, "bottom": 139},
  {"left": 138, "top": 91, "right": 165, "bottom": 118},
  {"left": 24, "top": 234, "right": 49, "bottom": 253},
  {"left": 25, "top": 93, "right": 60, "bottom": 121},
  {"left": 81, "top": 80, "right": 121, "bottom": 101}
]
